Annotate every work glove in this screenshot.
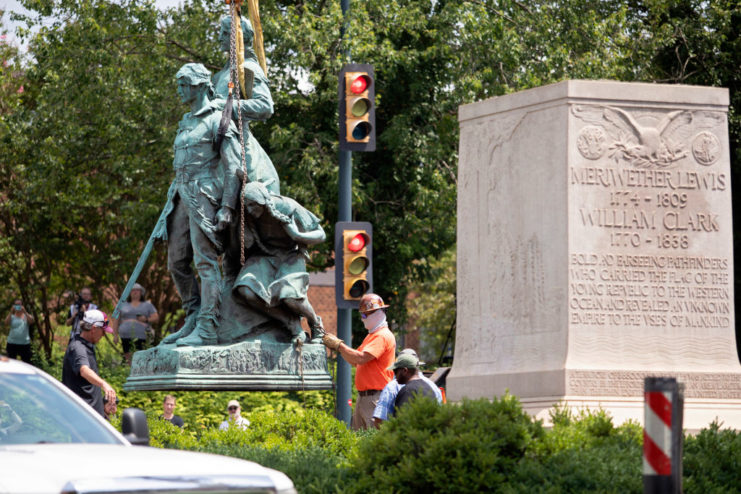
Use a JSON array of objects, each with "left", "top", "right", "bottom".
[{"left": 322, "top": 333, "right": 342, "bottom": 351}]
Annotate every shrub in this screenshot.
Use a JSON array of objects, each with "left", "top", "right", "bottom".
[
  {"left": 348, "top": 394, "right": 544, "bottom": 493},
  {"left": 510, "top": 409, "right": 642, "bottom": 493},
  {"left": 148, "top": 407, "right": 360, "bottom": 494},
  {"left": 684, "top": 421, "right": 741, "bottom": 493},
  {"left": 199, "top": 445, "right": 354, "bottom": 494}
]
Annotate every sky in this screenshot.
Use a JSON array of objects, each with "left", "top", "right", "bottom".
[{"left": 1, "top": 0, "right": 186, "bottom": 49}]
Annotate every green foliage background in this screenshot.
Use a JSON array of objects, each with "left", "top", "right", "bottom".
[
  {"left": 1, "top": 3, "right": 739, "bottom": 491},
  {"left": 0, "top": 0, "right": 738, "bottom": 356}
]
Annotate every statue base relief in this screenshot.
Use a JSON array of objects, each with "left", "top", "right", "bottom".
[{"left": 124, "top": 334, "right": 333, "bottom": 391}]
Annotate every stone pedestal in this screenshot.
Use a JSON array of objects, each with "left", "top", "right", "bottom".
[
  {"left": 124, "top": 336, "right": 333, "bottom": 391},
  {"left": 448, "top": 80, "right": 741, "bottom": 430}
]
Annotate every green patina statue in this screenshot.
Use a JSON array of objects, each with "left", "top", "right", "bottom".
[
  {"left": 160, "top": 63, "right": 242, "bottom": 347},
  {"left": 123, "top": 17, "right": 331, "bottom": 391},
  {"left": 234, "top": 181, "right": 326, "bottom": 344}
]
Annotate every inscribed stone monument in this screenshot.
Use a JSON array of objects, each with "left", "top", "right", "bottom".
[{"left": 447, "top": 80, "right": 741, "bottom": 429}]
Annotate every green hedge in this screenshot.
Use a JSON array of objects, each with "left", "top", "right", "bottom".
[
  {"left": 145, "top": 395, "right": 738, "bottom": 494},
  {"left": 146, "top": 407, "right": 360, "bottom": 494},
  {"left": 39, "top": 338, "right": 741, "bottom": 493},
  {"left": 347, "top": 394, "right": 544, "bottom": 493},
  {"left": 510, "top": 407, "right": 643, "bottom": 493},
  {"left": 684, "top": 422, "right": 741, "bottom": 493}
]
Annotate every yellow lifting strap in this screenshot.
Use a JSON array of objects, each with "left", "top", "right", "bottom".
[
  {"left": 227, "top": 0, "right": 268, "bottom": 82},
  {"left": 247, "top": 0, "right": 268, "bottom": 76}
]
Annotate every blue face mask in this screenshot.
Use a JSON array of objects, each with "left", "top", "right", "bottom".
[{"left": 13, "top": 304, "right": 22, "bottom": 311}]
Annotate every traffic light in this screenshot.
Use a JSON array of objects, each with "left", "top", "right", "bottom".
[
  {"left": 339, "top": 63, "right": 376, "bottom": 152},
  {"left": 335, "top": 221, "right": 373, "bottom": 309}
]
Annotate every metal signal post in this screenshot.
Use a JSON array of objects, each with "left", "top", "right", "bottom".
[{"left": 335, "top": 0, "right": 377, "bottom": 428}]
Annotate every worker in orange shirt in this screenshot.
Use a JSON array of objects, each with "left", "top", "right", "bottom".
[{"left": 323, "top": 293, "right": 396, "bottom": 430}]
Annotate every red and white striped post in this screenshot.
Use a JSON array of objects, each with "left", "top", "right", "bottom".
[{"left": 643, "top": 377, "right": 684, "bottom": 494}]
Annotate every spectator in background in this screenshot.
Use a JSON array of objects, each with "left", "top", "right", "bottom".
[
  {"left": 219, "top": 400, "right": 249, "bottom": 430},
  {"left": 372, "top": 348, "right": 442, "bottom": 428},
  {"left": 66, "top": 287, "right": 97, "bottom": 341},
  {"left": 62, "top": 309, "right": 117, "bottom": 418},
  {"left": 161, "top": 395, "right": 184, "bottom": 428},
  {"left": 111, "top": 283, "right": 158, "bottom": 364},
  {"left": 4, "top": 298, "right": 34, "bottom": 364}
]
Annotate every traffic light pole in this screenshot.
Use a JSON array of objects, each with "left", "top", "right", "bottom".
[
  {"left": 336, "top": 150, "right": 353, "bottom": 426},
  {"left": 336, "top": 0, "right": 353, "bottom": 427}
]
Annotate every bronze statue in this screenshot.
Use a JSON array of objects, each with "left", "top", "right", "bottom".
[{"left": 122, "top": 16, "right": 332, "bottom": 392}]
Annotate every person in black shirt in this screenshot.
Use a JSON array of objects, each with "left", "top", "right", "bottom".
[
  {"left": 161, "top": 395, "right": 185, "bottom": 428},
  {"left": 390, "top": 353, "right": 438, "bottom": 415},
  {"left": 62, "top": 310, "right": 117, "bottom": 417}
]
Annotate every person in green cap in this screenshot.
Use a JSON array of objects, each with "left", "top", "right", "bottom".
[{"left": 388, "top": 352, "right": 439, "bottom": 416}]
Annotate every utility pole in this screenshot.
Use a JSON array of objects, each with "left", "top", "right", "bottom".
[{"left": 336, "top": 0, "right": 353, "bottom": 426}]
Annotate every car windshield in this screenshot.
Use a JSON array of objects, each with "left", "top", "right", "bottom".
[{"left": 0, "top": 372, "right": 122, "bottom": 445}]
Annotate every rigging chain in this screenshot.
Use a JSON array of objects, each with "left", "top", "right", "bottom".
[{"left": 229, "top": 3, "right": 248, "bottom": 266}]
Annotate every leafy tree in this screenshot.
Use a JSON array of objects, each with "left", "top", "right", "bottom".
[
  {"left": 2, "top": 0, "right": 738, "bottom": 359},
  {"left": 2, "top": 0, "right": 182, "bottom": 359},
  {"left": 0, "top": 12, "right": 41, "bottom": 352}
]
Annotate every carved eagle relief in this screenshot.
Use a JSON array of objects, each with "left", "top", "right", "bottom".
[{"left": 572, "top": 105, "right": 724, "bottom": 168}]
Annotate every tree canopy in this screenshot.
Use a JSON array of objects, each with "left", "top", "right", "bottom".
[{"left": 0, "top": 0, "right": 738, "bottom": 358}]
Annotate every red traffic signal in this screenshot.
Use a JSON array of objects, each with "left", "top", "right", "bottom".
[
  {"left": 335, "top": 222, "right": 373, "bottom": 308},
  {"left": 347, "top": 232, "right": 367, "bottom": 253},
  {"left": 349, "top": 75, "right": 370, "bottom": 94},
  {"left": 339, "top": 64, "right": 376, "bottom": 152}
]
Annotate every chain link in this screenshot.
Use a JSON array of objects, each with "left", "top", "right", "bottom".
[{"left": 229, "top": 4, "right": 249, "bottom": 266}]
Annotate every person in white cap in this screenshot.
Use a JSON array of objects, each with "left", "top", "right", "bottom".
[
  {"left": 219, "top": 399, "right": 249, "bottom": 430},
  {"left": 62, "top": 309, "right": 117, "bottom": 417},
  {"left": 372, "top": 348, "right": 442, "bottom": 427}
]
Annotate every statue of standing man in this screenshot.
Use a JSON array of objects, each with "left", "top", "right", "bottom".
[
  {"left": 159, "top": 18, "right": 316, "bottom": 348},
  {"left": 163, "top": 63, "right": 242, "bottom": 347}
]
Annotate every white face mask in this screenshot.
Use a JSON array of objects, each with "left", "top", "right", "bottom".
[{"left": 362, "top": 310, "right": 387, "bottom": 332}]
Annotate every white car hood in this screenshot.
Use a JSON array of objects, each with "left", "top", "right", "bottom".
[{"left": 0, "top": 443, "right": 294, "bottom": 493}]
